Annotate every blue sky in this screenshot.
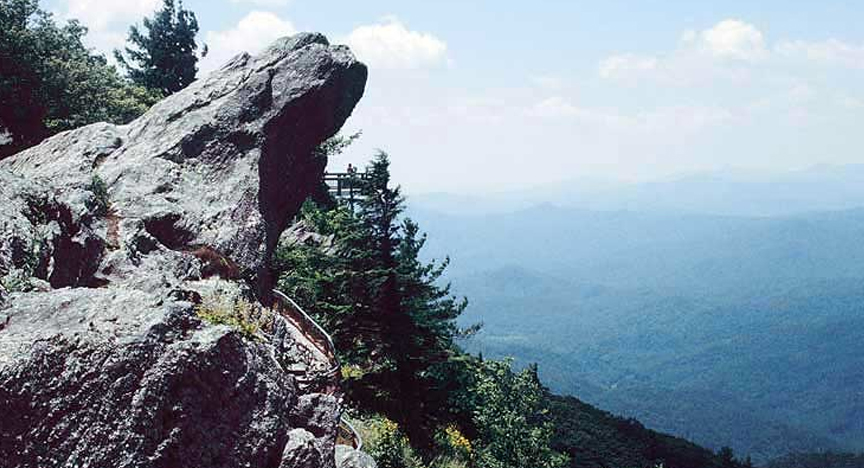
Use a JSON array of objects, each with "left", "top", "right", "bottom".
[{"left": 46, "top": 0, "right": 864, "bottom": 193}]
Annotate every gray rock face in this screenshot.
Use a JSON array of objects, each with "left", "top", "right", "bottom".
[
  {"left": 336, "top": 445, "right": 378, "bottom": 468},
  {"left": 0, "top": 33, "right": 367, "bottom": 468}
]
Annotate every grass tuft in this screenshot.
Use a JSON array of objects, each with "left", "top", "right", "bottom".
[{"left": 195, "top": 292, "right": 274, "bottom": 340}]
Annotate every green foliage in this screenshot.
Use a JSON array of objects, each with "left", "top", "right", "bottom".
[
  {"left": 435, "top": 424, "right": 473, "bottom": 463},
  {"left": 277, "top": 153, "right": 577, "bottom": 467},
  {"left": 0, "top": 230, "right": 47, "bottom": 292},
  {"left": 276, "top": 152, "right": 470, "bottom": 450},
  {"left": 467, "top": 359, "right": 568, "bottom": 468},
  {"left": 274, "top": 151, "right": 760, "bottom": 468},
  {"left": 1, "top": 268, "right": 34, "bottom": 293},
  {"left": 114, "top": 0, "right": 204, "bottom": 95},
  {"left": 354, "top": 414, "right": 470, "bottom": 468},
  {"left": 313, "top": 131, "right": 362, "bottom": 161},
  {"left": 549, "top": 394, "right": 752, "bottom": 468},
  {"left": 364, "top": 417, "right": 423, "bottom": 468},
  {"left": 195, "top": 292, "right": 273, "bottom": 340},
  {"left": 85, "top": 175, "right": 110, "bottom": 217},
  {"left": 0, "top": 0, "right": 160, "bottom": 157}
]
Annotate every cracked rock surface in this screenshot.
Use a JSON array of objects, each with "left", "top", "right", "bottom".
[{"left": 0, "top": 33, "right": 366, "bottom": 468}]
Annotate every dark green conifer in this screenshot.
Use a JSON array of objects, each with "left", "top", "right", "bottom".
[
  {"left": 276, "top": 150, "right": 468, "bottom": 449},
  {"left": 114, "top": 0, "right": 204, "bottom": 95}
]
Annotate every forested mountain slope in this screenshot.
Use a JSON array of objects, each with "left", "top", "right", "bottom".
[
  {"left": 414, "top": 206, "right": 864, "bottom": 462},
  {"left": 766, "top": 452, "right": 864, "bottom": 468},
  {"left": 550, "top": 394, "right": 748, "bottom": 468}
]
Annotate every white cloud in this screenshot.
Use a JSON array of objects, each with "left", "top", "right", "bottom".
[
  {"left": 638, "top": 105, "right": 733, "bottom": 132},
  {"left": 345, "top": 17, "right": 448, "bottom": 70},
  {"left": 838, "top": 95, "right": 864, "bottom": 109},
  {"left": 447, "top": 98, "right": 510, "bottom": 124},
  {"left": 700, "top": 19, "right": 767, "bottom": 61},
  {"left": 598, "top": 54, "right": 659, "bottom": 79},
  {"left": 598, "top": 19, "right": 767, "bottom": 83},
  {"left": 59, "top": 0, "right": 159, "bottom": 31},
  {"left": 775, "top": 39, "right": 864, "bottom": 69},
  {"left": 528, "top": 97, "right": 632, "bottom": 128},
  {"left": 55, "top": 0, "right": 160, "bottom": 54},
  {"left": 528, "top": 97, "right": 730, "bottom": 133},
  {"left": 199, "top": 11, "right": 297, "bottom": 73},
  {"left": 530, "top": 74, "right": 566, "bottom": 90},
  {"left": 680, "top": 29, "right": 698, "bottom": 44},
  {"left": 229, "top": 0, "right": 291, "bottom": 7},
  {"left": 528, "top": 97, "right": 585, "bottom": 119},
  {"left": 788, "top": 83, "right": 816, "bottom": 102}
]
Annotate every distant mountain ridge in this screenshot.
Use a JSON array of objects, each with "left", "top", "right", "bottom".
[{"left": 410, "top": 164, "right": 864, "bottom": 217}]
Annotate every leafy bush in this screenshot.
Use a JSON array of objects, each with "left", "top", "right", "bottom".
[
  {"left": 429, "top": 424, "right": 473, "bottom": 468},
  {"left": 341, "top": 364, "right": 367, "bottom": 380},
  {"left": 364, "top": 417, "right": 422, "bottom": 468},
  {"left": 469, "top": 359, "right": 568, "bottom": 468}
]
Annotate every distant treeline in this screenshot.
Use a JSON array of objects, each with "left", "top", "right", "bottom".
[{"left": 766, "top": 452, "right": 864, "bottom": 468}]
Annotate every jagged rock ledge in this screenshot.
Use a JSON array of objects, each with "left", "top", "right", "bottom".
[{"left": 0, "top": 33, "right": 368, "bottom": 468}]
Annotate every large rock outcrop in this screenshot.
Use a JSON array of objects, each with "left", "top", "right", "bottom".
[{"left": 0, "top": 33, "right": 367, "bottom": 468}]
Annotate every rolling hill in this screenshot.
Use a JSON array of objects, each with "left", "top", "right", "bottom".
[{"left": 411, "top": 204, "right": 864, "bottom": 462}]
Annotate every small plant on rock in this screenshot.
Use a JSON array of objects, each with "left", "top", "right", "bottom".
[
  {"left": 195, "top": 292, "right": 274, "bottom": 340},
  {"left": 85, "top": 175, "right": 111, "bottom": 217},
  {"left": 1, "top": 269, "right": 33, "bottom": 293}
]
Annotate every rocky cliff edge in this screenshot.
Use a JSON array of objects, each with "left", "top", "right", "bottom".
[{"left": 0, "top": 33, "right": 368, "bottom": 468}]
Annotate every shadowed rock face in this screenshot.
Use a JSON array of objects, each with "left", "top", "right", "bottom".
[{"left": 0, "top": 33, "right": 366, "bottom": 468}]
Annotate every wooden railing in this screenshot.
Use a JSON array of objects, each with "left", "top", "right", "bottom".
[
  {"left": 324, "top": 172, "right": 368, "bottom": 199},
  {"left": 337, "top": 417, "right": 364, "bottom": 451},
  {"left": 271, "top": 289, "right": 363, "bottom": 452},
  {"left": 272, "top": 290, "right": 340, "bottom": 377}
]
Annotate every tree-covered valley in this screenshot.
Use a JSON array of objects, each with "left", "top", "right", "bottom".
[{"left": 410, "top": 180, "right": 864, "bottom": 462}]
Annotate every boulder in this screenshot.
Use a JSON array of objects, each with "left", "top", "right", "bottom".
[
  {"left": 0, "top": 33, "right": 367, "bottom": 468},
  {"left": 336, "top": 445, "right": 378, "bottom": 468}
]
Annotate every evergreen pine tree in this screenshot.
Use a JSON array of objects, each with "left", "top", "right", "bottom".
[
  {"left": 114, "top": 0, "right": 204, "bottom": 95},
  {"left": 717, "top": 447, "right": 738, "bottom": 468},
  {"left": 276, "top": 151, "right": 469, "bottom": 449}
]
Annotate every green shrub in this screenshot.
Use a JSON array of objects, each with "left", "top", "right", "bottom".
[
  {"left": 1, "top": 268, "right": 33, "bottom": 293},
  {"left": 195, "top": 292, "right": 273, "bottom": 340},
  {"left": 1, "top": 234, "right": 48, "bottom": 293},
  {"left": 360, "top": 416, "right": 422, "bottom": 468},
  {"left": 470, "top": 360, "right": 569, "bottom": 468},
  {"left": 438, "top": 424, "right": 473, "bottom": 462},
  {"left": 85, "top": 175, "right": 110, "bottom": 216}
]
